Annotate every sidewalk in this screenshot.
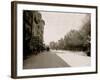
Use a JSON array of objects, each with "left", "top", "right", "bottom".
[{"left": 56, "top": 52, "right": 91, "bottom": 67}]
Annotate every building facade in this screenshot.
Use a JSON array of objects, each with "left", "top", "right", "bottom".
[{"left": 23, "top": 10, "right": 45, "bottom": 58}]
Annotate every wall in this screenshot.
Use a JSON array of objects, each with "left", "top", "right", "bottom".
[{"left": 0, "top": 0, "right": 99, "bottom": 80}]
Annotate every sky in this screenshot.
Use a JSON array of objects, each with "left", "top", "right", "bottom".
[{"left": 41, "top": 11, "right": 87, "bottom": 45}]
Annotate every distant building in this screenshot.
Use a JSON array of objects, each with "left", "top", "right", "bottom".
[{"left": 23, "top": 10, "right": 45, "bottom": 57}]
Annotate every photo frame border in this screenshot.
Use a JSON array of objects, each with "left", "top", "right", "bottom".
[{"left": 11, "top": 1, "right": 98, "bottom": 78}]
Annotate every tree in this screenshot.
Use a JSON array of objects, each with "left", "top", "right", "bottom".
[
  {"left": 79, "top": 15, "right": 91, "bottom": 56},
  {"left": 63, "top": 30, "right": 84, "bottom": 50},
  {"left": 57, "top": 38, "right": 65, "bottom": 50},
  {"left": 49, "top": 41, "right": 58, "bottom": 50}
]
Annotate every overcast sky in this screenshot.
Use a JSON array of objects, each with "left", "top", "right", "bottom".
[{"left": 41, "top": 11, "right": 87, "bottom": 45}]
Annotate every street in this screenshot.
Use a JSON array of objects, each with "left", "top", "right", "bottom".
[{"left": 23, "top": 50, "right": 90, "bottom": 69}]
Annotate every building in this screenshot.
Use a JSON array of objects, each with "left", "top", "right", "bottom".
[{"left": 23, "top": 10, "right": 45, "bottom": 57}]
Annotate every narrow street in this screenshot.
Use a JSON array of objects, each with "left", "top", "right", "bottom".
[{"left": 23, "top": 50, "right": 90, "bottom": 69}]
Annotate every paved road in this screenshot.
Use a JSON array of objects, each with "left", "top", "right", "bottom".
[{"left": 23, "top": 51, "right": 70, "bottom": 69}]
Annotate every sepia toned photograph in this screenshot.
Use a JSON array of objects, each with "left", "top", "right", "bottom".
[
  {"left": 11, "top": 1, "right": 97, "bottom": 78},
  {"left": 23, "top": 11, "right": 91, "bottom": 69}
]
